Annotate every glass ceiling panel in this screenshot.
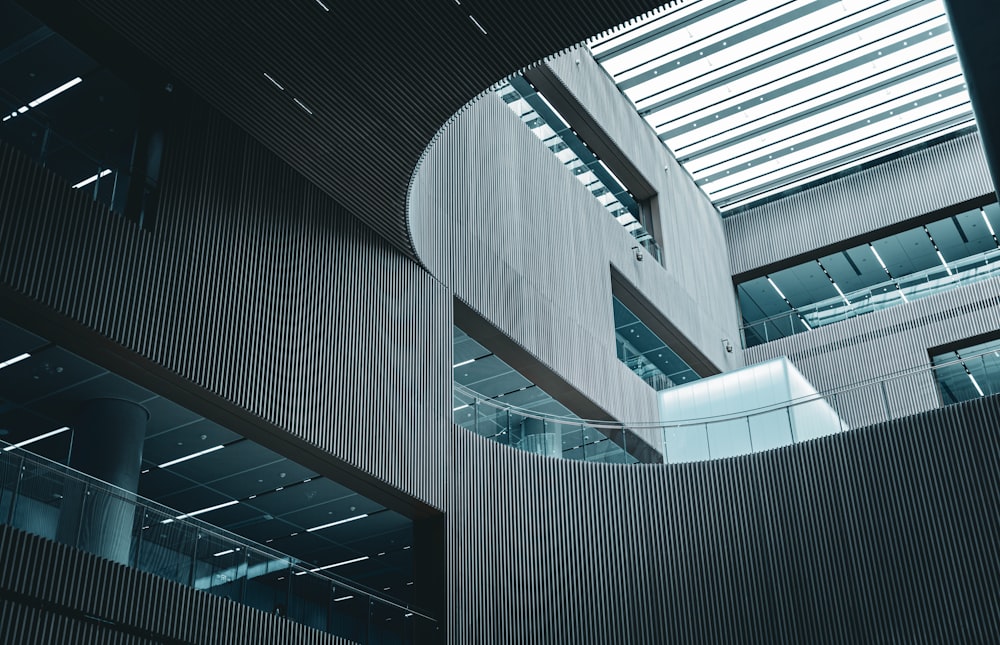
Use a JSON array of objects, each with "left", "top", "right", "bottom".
[{"left": 590, "top": 0, "right": 975, "bottom": 212}]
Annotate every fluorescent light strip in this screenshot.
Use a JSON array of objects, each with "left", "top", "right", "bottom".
[
  {"left": 766, "top": 277, "right": 786, "bottom": 300},
  {"left": 453, "top": 358, "right": 475, "bottom": 368},
  {"left": 305, "top": 513, "right": 368, "bottom": 532},
  {"left": 164, "top": 499, "right": 239, "bottom": 523},
  {"left": 158, "top": 444, "right": 224, "bottom": 468},
  {"left": 936, "top": 250, "right": 953, "bottom": 275},
  {"left": 213, "top": 548, "right": 237, "bottom": 557},
  {"left": 800, "top": 318, "right": 812, "bottom": 331},
  {"left": 292, "top": 98, "right": 313, "bottom": 115},
  {"left": 870, "top": 245, "right": 889, "bottom": 272},
  {"left": 295, "top": 555, "right": 370, "bottom": 575},
  {"left": 832, "top": 282, "right": 850, "bottom": 305},
  {"left": 969, "top": 373, "right": 985, "bottom": 397},
  {"left": 28, "top": 77, "right": 83, "bottom": 108},
  {"left": 3, "top": 426, "right": 69, "bottom": 451},
  {"left": 333, "top": 595, "right": 354, "bottom": 602},
  {"left": 983, "top": 209, "right": 997, "bottom": 237},
  {"left": 0, "top": 353, "right": 30, "bottom": 369},
  {"left": 468, "top": 15, "right": 488, "bottom": 35},
  {"left": 452, "top": 404, "right": 469, "bottom": 412},
  {"left": 314, "top": 0, "right": 330, "bottom": 11},
  {"left": 263, "top": 73, "right": 285, "bottom": 90},
  {"left": 72, "top": 169, "right": 112, "bottom": 190}
]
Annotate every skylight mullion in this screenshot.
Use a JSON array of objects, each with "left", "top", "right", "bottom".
[
  {"left": 616, "top": 0, "right": 846, "bottom": 91},
  {"left": 629, "top": 0, "right": 934, "bottom": 117},
  {"left": 657, "top": 18, "right": 953, "bottom": 148},
  {"left": 670, "top": 50, "right": 959, "bottom": 159},
  {"left": 685, "top": 63, "right": 966, "bottom": 173},
  {"left": 707, "top": 102, "right": 973, "bottom": 203},
  {"left": 589, "top": 0, "right": 734, "bottom": 62}
]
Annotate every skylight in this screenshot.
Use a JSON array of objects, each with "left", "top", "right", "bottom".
[{"left": 589, "top": 0, "right": 975, "bottom": 212}]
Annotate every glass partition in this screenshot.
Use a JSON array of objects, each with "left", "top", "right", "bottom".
[{"left": 0, "top": 447, "right": 439, "bottom": 644}]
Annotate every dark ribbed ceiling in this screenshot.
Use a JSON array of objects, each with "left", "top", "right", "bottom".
[{"left": 51, "top": 0, "right": 670, "bottom": 259}]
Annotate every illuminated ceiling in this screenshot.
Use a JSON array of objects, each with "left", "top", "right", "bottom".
[{"left": 590, "top": 0, "right": 976, "bottom": 212}]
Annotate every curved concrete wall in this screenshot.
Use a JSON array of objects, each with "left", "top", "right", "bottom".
[{"left": 410, "top": 50, "right": 741, "bottom": 425}]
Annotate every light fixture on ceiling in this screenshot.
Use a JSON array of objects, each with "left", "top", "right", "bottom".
[
  {"left": 72, "top": 169, "right": 112, "bottom": 190},
  {"left": 158, "top": 444, "right": 224, "bottom": 468},
  {"left": 306, "top": 513, "right": 368, "bottom": 532},
  {"left": 0, "top": 352, "right": 30, "bottom": 369},
  {"left": 2, "top": 426, "right": 69, "bottom": 452}
]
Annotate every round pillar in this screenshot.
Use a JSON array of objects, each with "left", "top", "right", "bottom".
[{"left": 56, "top": 398, "right": 147, "bottom": 564}]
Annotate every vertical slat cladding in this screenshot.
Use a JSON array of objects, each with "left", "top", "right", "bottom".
[
  {"left": 0, "top": 534, "right": 354, "bottom": 645},
  {"left": 449, "top": 393, "right": 1000, "bottom": 643},
  {"left": 411, "top": 90, "right": 659, "bottom": 424},
  {"left": 747, "top": 276, "right": 1000, "bottom": 427},
  {"left": 0, "top": 104, "right": 452, "bottom": 510},
  {"left": 725, "top": 131, "right": 995, "bottom": 276}
]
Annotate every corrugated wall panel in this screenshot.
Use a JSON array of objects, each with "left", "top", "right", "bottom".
[
  {"left": 0, "top": 103, "right": 453, "bottom": 512},
  {"left": 52, "top": 0, "right": 671, "bottom": 257},
  {"left": 448, "top": 394, "right": 1000, "bottom": 643},
  {"left": 726, "top": 131, "right": 996, "bottom": 277},
  {"left": 0, "top": 525, "right": 351, "bottom": 645}
]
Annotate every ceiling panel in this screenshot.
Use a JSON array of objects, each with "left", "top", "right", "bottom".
[{"left": 143, "top": 419, "right": 243, "bottom": 467}]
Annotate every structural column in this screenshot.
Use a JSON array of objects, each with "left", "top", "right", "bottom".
[{"left": 56, "top": 398, "right": 147, "bottom": 564}]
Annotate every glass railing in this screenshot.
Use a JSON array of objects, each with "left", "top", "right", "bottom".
[
  {"left": 0, "top": 445, "right": 439, "bottom": 644},
  {"left": 454, "top": 348, "right": 999, "bottom": 464},
  {"left": 742, "top": 246, "right": 1000, "bottom": 347}
]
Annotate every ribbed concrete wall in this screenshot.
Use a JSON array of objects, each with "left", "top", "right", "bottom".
[
  {"left": 746, "top": 276, "right": 1000, "bottom": 428},
  {"left": 726, "top": 131, "right": 996, "bottom": 278},
  {"left": 0, "top": 524, "right": 350, "bottom": 644},
  {"left": 2, "top": 30, "right": 1000, "bottom": 644},
  {"left": 410, "top": 50, "right": 742, "bottom": 426},
  {"left": 449, "top": 393, "right": 1000, "bottom": 643}
]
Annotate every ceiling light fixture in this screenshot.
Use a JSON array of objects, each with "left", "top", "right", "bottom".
[
  {"left": 333, "top": 595, "right": 354, "bottom": 602},
  {"left": 468, "top": 15, "right": 488, "bottom": 35},
  {"left": 982, "top": 209, "right": 997, "bottom": 239},
  {"left": 313, "top": 0, "right": 330, "bottom": 10},
  {"left": 292, "top": 98, "right": 313, "bottom": 115},
  {"left": 158, "top": 444, "right": 224, "bottom": 468},
  {"left": 453, "top": 358, "right": 475, "bottom": 368},
  {"left": 72, "top": 169, "right": 112, "bottom": 190},
  {"left": 263, "top": 72, "right": 285, "bottom": 90},
  {"left": 766, "top": 277, "right": 786, "bottom": 300},
  {"left": 3, "top": 426, "right": 69, "bottom": 452},
  {"left": 28, "top": 77, "right": 83, "bottom": 108},
  {"left": 306, "top": 513, "right": 368, "bottom": 532},
  {"left": 163, "top": 499, "right": 239, "bottom": 523},
  {"left": 936, "top": 250, "right": 952, "bottom": 276},
  {"left": 295, "top": 555, "right": 369, "bottom": 575},
  {"left": 969, "top": 373, "right": 985, "bottom": 397},
  {"left": 0, "top": 352, "right": 30, "bottom": 369}
]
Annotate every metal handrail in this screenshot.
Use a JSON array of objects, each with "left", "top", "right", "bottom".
[
  {"left": 455, "top": 346, "right": 998, "bottom": 429},
  {"left": 741, "top": 247, "right": 1000, "bottom": 332},
  {"left": 0, "top": 441, "right": 437, "bottom": 623}
]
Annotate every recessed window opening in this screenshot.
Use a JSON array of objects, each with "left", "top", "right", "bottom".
[
  {"left": 495, "top": 74, "right": 661, "bottom": 262},
  {"left": 930, "top": 336, "right": 1000, "bottom": 405},
  {"left": 738, "top": 201, "right": 1000, "bottom": 347},
  {"left": 0, "top": 0, "right": 163, "bottom": 229},
  {"left": 613, "top": 295, "right": 701, "bottom": 391}
]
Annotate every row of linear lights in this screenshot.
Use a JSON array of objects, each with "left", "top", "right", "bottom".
[
  {"left": 0, "top": 350, "right": 397, "bottom": 583},
  {"left": 267, "top": 0, "right": 490, "bottom": 118},
  {"left": 2, "top": 76, "right": 113, "bottom": 190},
  {"left": 765, "top": 208, "right": 1000, "bottom": 320}
]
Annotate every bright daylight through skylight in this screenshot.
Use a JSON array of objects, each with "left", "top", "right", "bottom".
[{"left": 589, "top": 0, "right": 974, "bottom": 211}]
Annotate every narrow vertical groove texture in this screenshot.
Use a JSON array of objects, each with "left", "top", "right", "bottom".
[
  {"left": 725, "top": 131, "right": 995, "bottom": 276},
  {"left": 537, "top": 48, "right": 742, "bottom": 370},
  {"left": 409, "top": 51, "right": 742, "bottom": 426},
  {"left": 0, "top": 525, "right": 351, "bottom": 645},
  {"left": 746, "top": 276, "right": 1000, "bottom": 428},
  {"left": 64, "top": 0, "right": 671, "bottom": 257},
  {"left": 0, "top": 105, "right": 452, "bottom": 511},
  {"left": 448, "top": 395, "right": 1000, "bottom": 643}
]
